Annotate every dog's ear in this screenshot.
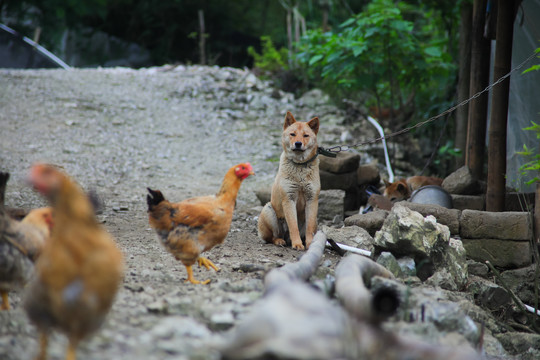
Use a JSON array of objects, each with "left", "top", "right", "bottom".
[
  {"left": 383, "top": 179, "right": 390, "bottom": 187},
  {"left": 397, "top": 183, "right": 408, "bottom": 195},
  {"left": 307, "top": 117, "right": 319, "bottom": 134},
  {"left": 284, "top": 111, "right": 296, "bottom": 130}
]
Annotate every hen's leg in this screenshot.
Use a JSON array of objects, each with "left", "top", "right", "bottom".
[
  {"left": 184, "top": 265, "right": 211, "bottom": 285},
  {"left": 0, "top": 291, "right": 9, "bottom": 310},
  {"left": 197, "top": 257, "right": 219, "bottom": 272},
  {"left": 36, "top": 332, "right": 48, "bottom": 360},
  {"left": 65, "top": 339, "right": 78, "bottom": 360}
]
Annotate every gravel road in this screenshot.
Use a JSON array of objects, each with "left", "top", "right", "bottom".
[{"left": 0, "top": 66, "right": 345, "bottom": 359}]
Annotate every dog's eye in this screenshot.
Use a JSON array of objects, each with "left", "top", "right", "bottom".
[
  {"left": 290, "top": 133, "right": 296, "bottom": 137},
  {"left": 303, "top": 134, "right": 309, "bottom": 138}
]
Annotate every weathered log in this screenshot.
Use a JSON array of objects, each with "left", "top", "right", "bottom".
[
  {"left": 335, "top": 253, "right": 395, "bottom": 323},
  {"left": 264, "top": 231, "right": 326, "bottom": 291}
]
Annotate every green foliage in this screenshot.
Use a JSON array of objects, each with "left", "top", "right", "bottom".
[
  {"left": 247, "top": 36, "right": 289, "bottom": 75},
  {"left": 433, "top": 139, "right": 462, "bottom": 174},
  {"left": 295, "top": 0, "right": 455, "bottom": 113},
  {"left": 522, "top": 47, "right": 540, "bottom": 74},
  {"left": 517, "top": 121, "right": 540, "bottom": 185}
]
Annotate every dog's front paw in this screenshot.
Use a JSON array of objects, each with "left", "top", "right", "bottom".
[
  {"left": 292, "top": 242, "right": 305, "bottom": 251},
  {"left": 273, "top": 238, "right": 286, "bottom": 247}
]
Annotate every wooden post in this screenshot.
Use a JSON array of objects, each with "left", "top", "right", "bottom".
[
  {"left": 455, "top": 2, "right": 473, "bottom": 169},
  {"left": 535, "top": 183, "right": 540, "bottom": 243},
  {"left": 486, "top": 0, "right": 516, "bottom": 212},
  {"left": 465, "top": 0, "right": 491, "bottom": 180},
  {"left": 198, "top": 10, "right": 206, "bottom": 65}
]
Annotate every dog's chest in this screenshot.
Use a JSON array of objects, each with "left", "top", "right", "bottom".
[{"left": 278, "top": 159, "right": 320, "bottom": 193}]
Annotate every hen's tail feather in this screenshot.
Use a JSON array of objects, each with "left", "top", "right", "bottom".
[{"left": 147, "top": 188, "right": 165, "bottom": 211}]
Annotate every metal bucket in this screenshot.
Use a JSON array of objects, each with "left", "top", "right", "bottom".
[{"left": 409, "top": 185, "right": 453, "bottom": 208}]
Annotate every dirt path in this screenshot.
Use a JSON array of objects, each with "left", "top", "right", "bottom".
[{"left": 0, "top": 66, "right": 344, "bottom": 359}]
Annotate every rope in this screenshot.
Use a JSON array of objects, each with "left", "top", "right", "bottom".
[{"left": 324, "top": 48, "right": 540, "bottom": 153}]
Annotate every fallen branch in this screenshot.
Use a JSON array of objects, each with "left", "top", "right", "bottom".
[
  {"left": 264, "top": 231, "right": 326, "bottom": 291},
  {"left": 335, "top": 253, "right": 395, "bottom": 323}
]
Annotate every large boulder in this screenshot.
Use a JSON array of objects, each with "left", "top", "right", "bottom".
[
  {"left": 321, "top": 225, "right": 374, "bottom": 254},
  {"left": 399, "top": 202, "right": 461, "bottom": 235},
  {"left": 442, "top": 166, "right": 480, "bottom": 195},
  {"left": 344, "top": 210, "right": 389, "bottom": 236},
  {"left": 462, "top": 238, "right": 532, "bottom": 269},
  {"left": 460, "top": 210, "right": 532, "bottom": 240},
  {"left": 374, "top": 204, "right": 468, "bottom": 290},
  {"left": 373, "top": 204, "right": 450, "bottom": 258}
]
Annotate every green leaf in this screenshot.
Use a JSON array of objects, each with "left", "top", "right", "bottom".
[
  {"left": 424, "top": 46, "right": 442, "bottom": 57},
  {"left": 309, "top": 54, "right": 323, "bottom": 65}
]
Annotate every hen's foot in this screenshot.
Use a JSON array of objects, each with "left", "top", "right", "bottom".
[
  {"left": 197, "top": 257, "right": 220, "bottom": 272},
  {"left": 184, "top": 265, "right": 211, "bottom": 285}
]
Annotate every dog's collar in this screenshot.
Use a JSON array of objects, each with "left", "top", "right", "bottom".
[
  {"left": 289, "top": 151, "right": 319, "bottom": 167},
  {"left": 288, "top": 147, "right": 337, "bottom": 167}
]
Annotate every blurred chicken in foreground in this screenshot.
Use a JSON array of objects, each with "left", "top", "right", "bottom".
[
  {"left": 0, "top": 172, "right": 53, "bottom": 310},
  {"left": 24, "top": 164, "right": 124, "bottom": 360},
  {"left": 147, "top": 163, "right": 254, "bottom": 284}
]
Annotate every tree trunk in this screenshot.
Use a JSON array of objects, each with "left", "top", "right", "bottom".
[
  {"left": 465, "top": 0, "right": 491, "bottom": 180},
  {"left": 455, "top": 2, "right": 472, "bottom": 169},
  {"left": 486, "top": 0, "right": 516, "bottom": 212}
]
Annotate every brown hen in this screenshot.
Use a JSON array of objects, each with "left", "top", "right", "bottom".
[
  {"left": 0, "top": 172, "right": 53, "bottom": 310},
  {"left": 147, "top": 162, "right": 254, "bottom": 284},
  {"left": 24, "top": 164, "right": 124, "bottom": 360}
]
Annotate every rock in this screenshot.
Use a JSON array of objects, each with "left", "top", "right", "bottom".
[
  {"left": 451, "top": 194, "right": 485, "bottom": 211},
  {"left": 397, "top": 257, "right": 416, "bottom": 277},
  {"left": 442, "top": 166, "right": 480, "bottom": 195},
  {"left": 344, "top": 210, "right": 389, "bottom": 236},
  {"left": 460, "top": 210, "right": 533, "bottom": 240},
  {"left": 462, "top": 238, "right": 532, "bottom": 268},
  {"left": 209, "top": 311, "right": 235, "bottom": 331},
  {"left": 374, "top": 204, "right": 467, "bottom": 289},
  {"left": 321, "top": 225, "right": 374, "bottom": 254},
  {"left": 357, "top": 163, "right": 380, "bottom": 186},
  {"left": 427, "top": 238, "right": 468, "bottom": 291},
  {"left": 298, "top": 88, "right": 331, "bottom": 108},
  {"left": 499, "top": 264, "right": 539, "bottom": 305},
  {"left": 376, "top": 252, "right": 403, "bottom": 278},
  {"left": 138, "top": 316, "right": 218, "bottom": 358},
  {"left": 318, "top": 190, "right": 345, "bottom": 222},
  {"left": 467, "top": 276, "right": 512, "bottom": 310},
  {"left": 494, "top": 332, "right": 540, "bottom": 357},
  {"left": 466, "top": 260, "right": 489, "bottom": 277},
  {"left": 367, "top": 194, "right": 393, "bottom": 211},
  {"left": 373, "top": 204, "right": 450, "bottom": 258},
  {"left": 320, "top": 169, "right": 357, "bottom": 190},
  {"left": 319, "top": 151, "right": 360, "bottom": 174},
  {"left": 399, "top": 202, "right": 461, "bottom": 235}
]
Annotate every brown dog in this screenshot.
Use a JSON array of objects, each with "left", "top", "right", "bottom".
[
  {"left": 383, "top": 176, "right": 443, "bottom": 202},
  {"left": 258, "top": 112, "right": 320, "bottom": 250}
]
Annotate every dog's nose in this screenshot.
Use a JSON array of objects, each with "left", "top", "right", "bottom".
[{"left": 294, "top": 142, "right": 303, "bottom": 149}]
